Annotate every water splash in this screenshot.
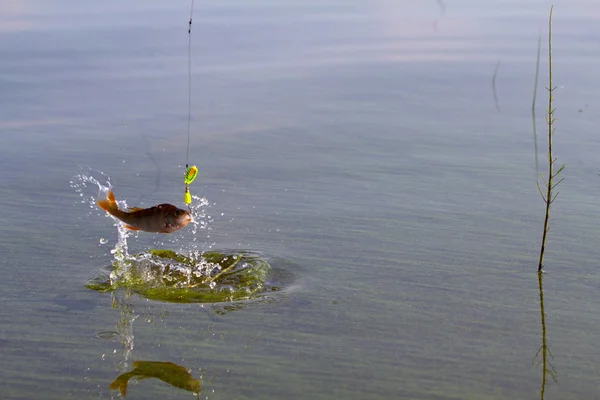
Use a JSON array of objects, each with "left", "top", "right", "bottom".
[
  {"left": 111, "top": 292, "right": 137, "bottom": 371},
  {"left": 69, "top": 167, "right": 114, "bottom": 211},
  {"left": 89, "top": 249, "right": 272, "bottom": 303},
  {"left": 73, "top": 168, "right": 273, "bottom": 303}
]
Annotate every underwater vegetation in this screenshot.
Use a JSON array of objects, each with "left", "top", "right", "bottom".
[{"left": 86, "top": 249, "right": 274, "bottom": 303}]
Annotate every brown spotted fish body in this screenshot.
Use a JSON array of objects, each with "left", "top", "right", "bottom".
[{"left": 97, "top": 190, "right": 192, "bottom": 233}]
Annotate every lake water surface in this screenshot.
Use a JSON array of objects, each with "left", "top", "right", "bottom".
[{"left": 2, "top": 1, "right": 600, "bottom": 399}]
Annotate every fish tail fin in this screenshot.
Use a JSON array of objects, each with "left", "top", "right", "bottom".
[
  {"left": 97, "top": 189, "right": 119, "bottom": 215},
  {"left": 110, "top": 373, "right": 131, "bottom": 397}
]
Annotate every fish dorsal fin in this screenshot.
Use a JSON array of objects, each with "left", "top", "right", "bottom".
[{"left": 127, "top": 207, "right": 144, "bottom": 212}]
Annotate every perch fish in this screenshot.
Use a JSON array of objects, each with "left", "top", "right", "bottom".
[{"left": 97, "top": 189, "right": 192, "bottom": 233}]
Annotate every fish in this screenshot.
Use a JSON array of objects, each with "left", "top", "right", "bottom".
[
  {"left": 110, "top": 360, "right": 201, "bottom": 397},
  {"left": 97, "top": 189, "right": 192, "bottom": 233}
]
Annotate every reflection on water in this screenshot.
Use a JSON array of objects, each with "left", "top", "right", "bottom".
[
  {"left": 535, "top": 271, "right": 557, "bottom": 399},
  {"left": 107, "top": 290, "right": 201, "bottom": 398},
  {"left": 110, "top": 292, "right": 138, "bottom": 371},
  {"left": 110, "top": 360, "right": 200, "bottom": 398}
]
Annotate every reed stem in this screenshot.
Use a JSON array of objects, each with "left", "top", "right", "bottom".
[{"left": 538, "top": 5, "right": 564, "bottom": 271}]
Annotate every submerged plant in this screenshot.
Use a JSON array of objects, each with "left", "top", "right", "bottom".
[
  {"left": 86, "top": 249, "right": 273, "bottom": 303},
  {"left": 537, "top": 6, "right": 565, "bottom": 271}
]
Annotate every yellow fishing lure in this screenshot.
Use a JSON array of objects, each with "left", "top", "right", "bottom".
[{"left": 184, "top": 165, "right": 198, "bottom": 205}]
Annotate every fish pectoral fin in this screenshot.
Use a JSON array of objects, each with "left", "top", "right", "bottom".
[
  {"left": 127, "top": 207, "right": 144, "bottom": 212},
  {"left": 124, "top": 224, "right": 140, "bottom": 231}
]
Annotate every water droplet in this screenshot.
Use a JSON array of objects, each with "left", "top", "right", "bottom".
[{"left": 99, "top": 238, "right": 108, "bottom": 245}]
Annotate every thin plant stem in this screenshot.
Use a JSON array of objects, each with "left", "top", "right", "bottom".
[
  {"left": 532, "top": 34, "right": 541, "bottom": 176},
  {"left": 492, "top": 59, "right": 501, "bottom": 112},
  {"left": 538, "top": 5, "right": 564, "bottom": 271}
]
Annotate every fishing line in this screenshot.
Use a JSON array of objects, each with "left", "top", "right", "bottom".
[
  {"left": 184, "top": 0, "right": 198, "bottom": 206},
  {"left": 186, "top": 0, "right": 194, "bottom": 169}
]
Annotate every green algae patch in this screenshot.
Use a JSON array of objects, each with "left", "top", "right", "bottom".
[{"left": 86, "top": 249, "right": 271, "bottom": 303}]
